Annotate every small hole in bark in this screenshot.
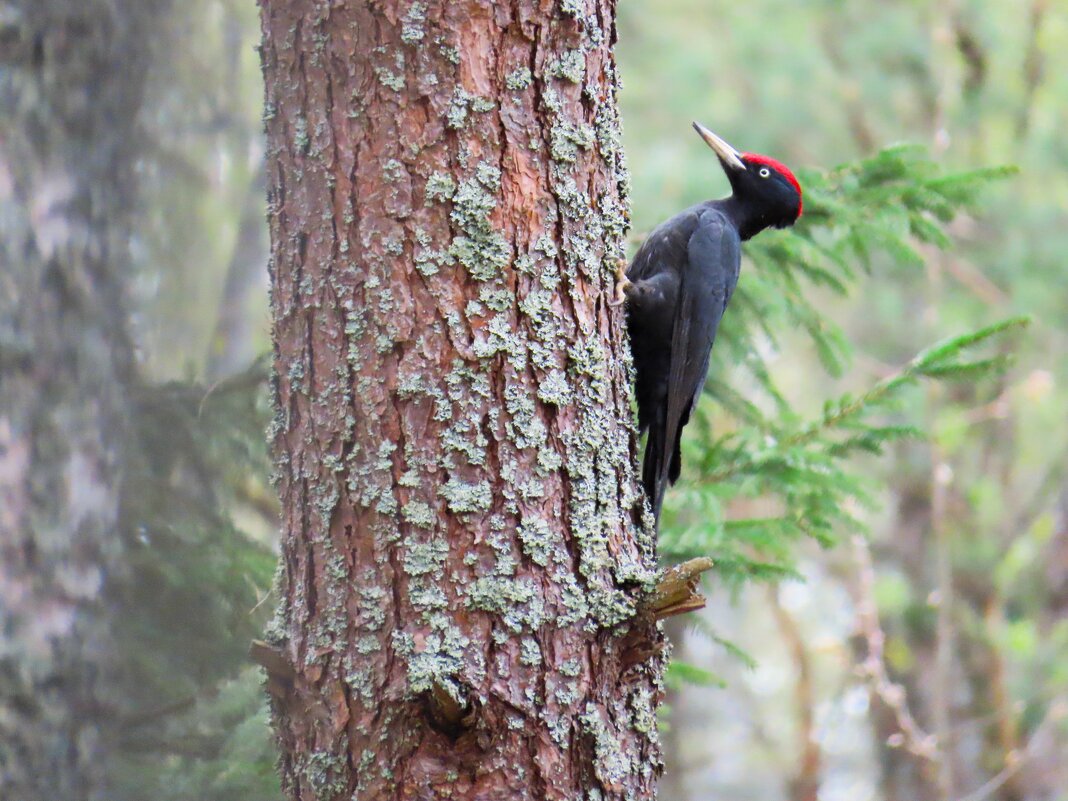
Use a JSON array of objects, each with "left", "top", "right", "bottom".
[{"left": 423, "top": 681, "right": 473, "bottom": 738}]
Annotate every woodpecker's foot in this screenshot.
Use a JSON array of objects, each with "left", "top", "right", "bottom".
[{"left": 608, "top": 259, "right": 632, "bottom": 307}]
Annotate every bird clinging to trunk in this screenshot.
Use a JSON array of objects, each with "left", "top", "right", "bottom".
[{"left": 614, "top": 122, "right": 803, "bottom": 523}]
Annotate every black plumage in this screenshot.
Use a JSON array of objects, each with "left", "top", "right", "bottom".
[{"left": 616, "top": 122, "right": 803, "bottom": 521}]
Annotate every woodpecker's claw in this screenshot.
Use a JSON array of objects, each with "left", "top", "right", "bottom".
[
  {"left": 609, "top": 259, "right": 632, "bottom": 307},
  {"left": 609, "top": 279, "right": 632, "bottom": 307}
]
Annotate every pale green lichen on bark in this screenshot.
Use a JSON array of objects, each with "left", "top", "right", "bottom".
[
  {"left": 629, "top": 687, "right": 657, "bottom": 735},
  {"left": 559, "top": 0, "right": 584, "bottom": 17},
  {"left": 549, "top": 119, "right": 595, "bottom": 164},
  {"left": 504, "top": 384, "right": 548, "bottom": 450},
  {"left": 485, "top": 517, "right": 519, "bottom": 577},
  {"left": 307, "top": 540, "right": 353, "bottom": 656},
  {"left": 445, "top": 163, "right": 511, "bottom": 281},
  {"left": 400, "top": 2, "right": 427, "bottom": 43},
  {"left": 356, "top": 580, "right": 387, "bottom": 631},
  {"left": 517, "top": 514, "right": 559, "bottom": 566},
  {"left": 479, "top": 285, "right": 512, "bottom": 311},
  {"left": 303, "top": 751, "right": 347, "bottom": 800},
  {"left": 355, "top": 635, "right": 380, "bottom": 655},
  {"left": 548, "top": 49, "right": 586, "bottom": 83},
  {"left": 401, "top": 500, "right": 434, "bottom": 529},
  {"left": 438, "top": 361, "right": 492, "bottom": 469},
  {"left": 402, "top": 538, "right": 448, "bottom": 577},
  {"left": 446, "top": 87, "right": 471, "bottom": 128},
  {"left": 394, "top": 614, "right": 469, "bottom": 698},
  {"left": 506, "top": 66, "right": 533, "bottom": 91},
  {"left": 537, "top": 369, "right": 571, "bottom": 405},
  {"left": 554, "top": 682, "right": 579, "bottom": 707},
  {"left": 344, "top": 655, "right": 375, "bottom": 705},
  {"left": 373, "top": 48, "right": 407, "bottom": 91},
  {"left": 519, "top": 637, "right": 542, "bottom": 666},
  {"left": 580, "top": 703, "right": 635, "bottom": 790},
  {"left": 435, "top": 35, "right": 460, "bottom": 64},
  {"left": 424, "top": 172, "right": 456, "bottom": 203},
  {"left": 466, "top": 576, "right": 546, "bottom": 632},
  {"left": 409, "top": 581, "right": 448, "bottom": 611},
  {"left": 395, "top": 371, "right": 426, "bottom": 398},
  {"left": 472, "top": 315, "right": 528, "bottom": 363},
  {"left": 438, "top": 477, "right": 493, "bottom": 513},
  {"left": 293, "top": 115, "right": 310, "bottom": 153}
]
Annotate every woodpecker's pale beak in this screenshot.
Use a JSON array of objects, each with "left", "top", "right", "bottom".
[{"left": 692, "top": 121, "right": 746, "bottom": 171}]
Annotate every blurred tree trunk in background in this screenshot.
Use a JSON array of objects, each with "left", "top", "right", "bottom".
[
  {"left": 258, "top": 0, "right": 666, "bottom": 798},
  {"left": 0, "top": 1, "right": 167, "bottom": 799},
  {"left": 206, "top": 163, "right": 269, "bottom": 381}
]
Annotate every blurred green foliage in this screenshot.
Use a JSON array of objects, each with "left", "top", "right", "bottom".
[
  {"left": 109, "top": 366, "right": 279, "bottom": 801},
  {"left": 658, "top": 144, "right": 1026, "bottom": 584},
  {"left": 620, "top": 0, "right": 1068, "bottom": 796}
]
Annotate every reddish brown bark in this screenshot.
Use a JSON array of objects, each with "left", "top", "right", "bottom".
[{"left": 258, "top": 0, "right": 663, "bottom": 799}]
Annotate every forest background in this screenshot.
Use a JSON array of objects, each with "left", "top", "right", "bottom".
[{"left": 2, "top": 1, "right": 1066, "bottom": 800}]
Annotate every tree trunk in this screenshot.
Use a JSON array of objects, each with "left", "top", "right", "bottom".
[
  {"left": 0, "top": 2, "right": 165, "bottom": 798},
  {"left": 258, "top": 0, "right": 665, "bottom": 798}
]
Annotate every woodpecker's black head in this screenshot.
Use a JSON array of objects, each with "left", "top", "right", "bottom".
[{"left": 692, "top": 121, "right": 803, "bottom": 240}]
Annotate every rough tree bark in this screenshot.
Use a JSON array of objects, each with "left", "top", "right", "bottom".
[
  {"left": 258, "top": 0, "right": 670, "bottom": 798},
  {"left": 0, "top": 2, "right": 166, "bottom": 799}
]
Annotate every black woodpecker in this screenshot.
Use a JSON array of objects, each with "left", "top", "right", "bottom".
[{"left": 613, "top": 122, "right": 803, "bottom": 522}]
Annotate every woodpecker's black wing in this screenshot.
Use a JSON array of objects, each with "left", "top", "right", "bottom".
[{"left": 639, "top": 207, "right": 741, "bottom": 520}]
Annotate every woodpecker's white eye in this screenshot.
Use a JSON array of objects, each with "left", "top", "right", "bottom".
[{"left": 759, "top": 167, "right": 771, "bottom": 178}]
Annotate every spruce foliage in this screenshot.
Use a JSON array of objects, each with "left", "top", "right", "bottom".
[
  {"left": 109, "top": 364, "right": 281, "bottom": 800},
  {"left": 659, "top": 145, "right": 1026, "bottom": 588}
]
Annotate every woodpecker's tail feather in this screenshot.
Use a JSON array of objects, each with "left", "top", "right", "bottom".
[
  {"left": 643, "top": 399, "right": 692, "bottom": 525},
  {"left": 641, "top": 426, "right": 665, "bottom": 522},
  {"left": 669, "top": 427, "right": 683, "bottom": 485},
  {"left": 642, "top": 405, "right": 672, "bottom": 523}
]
